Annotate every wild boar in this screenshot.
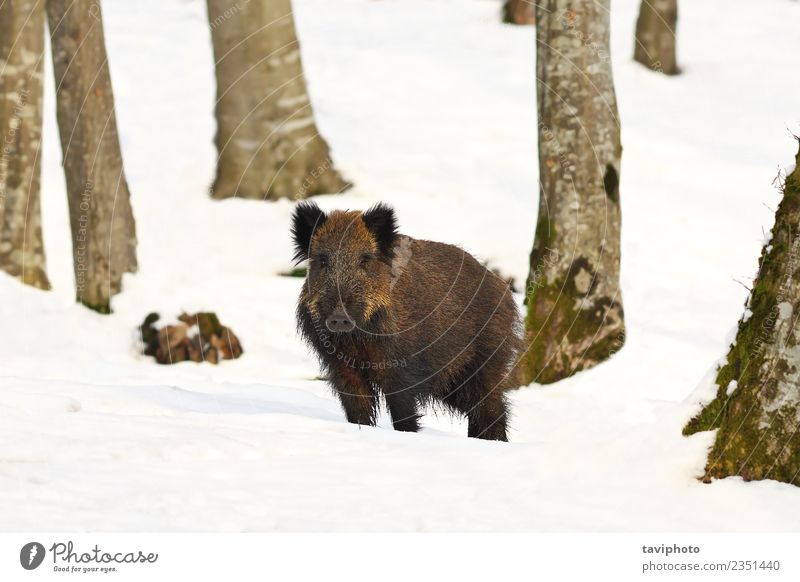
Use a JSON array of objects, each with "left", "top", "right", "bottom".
[{"left": 292, "top": 202, "right": 521, "bottom": 441}]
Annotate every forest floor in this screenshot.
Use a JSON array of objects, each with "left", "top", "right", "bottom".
[{"left": 2, "top": 0, "right": 800, "bottom": 531}]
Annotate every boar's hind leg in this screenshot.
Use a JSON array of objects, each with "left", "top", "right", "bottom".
[
  {"left": 444, "top": 366, "right": 510, "bottom": 442},
  {"left": 383, "top": 386, "right": 421, "bottom": 432},
  {"left": 329, "top": 367, "right": 378, "bottom": 427},
  {"left": 466, "top": 392, "right": 509, "bottom": 442}
]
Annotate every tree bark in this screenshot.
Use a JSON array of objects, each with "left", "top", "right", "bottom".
[
  {"left": 206, "top": 0, "right": 349, "bottom": 201},
  {"left": 0, "top": 0, "right": 50, "bottom": 289},
  {"left": 685, "top": 143, "right": 800, "bottom": 486},
  {"left": 633, "top": 0, "right": 679, "bottom": 75},
  {"left": 519, "top": 1, "right": 625, "bottom": 385},
  {"left": 502, "top": 0, "right": 535, "bottom": 25},
  {"left": 46, "top": 0, "right": 137, "bottom": 313}
]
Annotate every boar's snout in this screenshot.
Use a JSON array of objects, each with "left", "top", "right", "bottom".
[{"left": 325, "top": 306, "right": 355, "bottom": 333}]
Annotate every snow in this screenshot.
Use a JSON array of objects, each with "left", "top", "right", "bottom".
[
  {"left": 2, "top": 0, "right": 800, "bottom": 531},
  {"left": 726, "top": 381, "right": 738, "bottom": 397}
]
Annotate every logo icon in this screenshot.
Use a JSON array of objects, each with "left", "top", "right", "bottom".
[{"left": 20, "top": 542, "right": 46, "bottom": 570}]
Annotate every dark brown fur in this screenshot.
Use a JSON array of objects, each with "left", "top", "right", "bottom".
[{"left": 292, "top": 202, "right": 521, "bottom": 441}]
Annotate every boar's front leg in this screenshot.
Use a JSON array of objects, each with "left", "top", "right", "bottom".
[
  {"left": 328, "top": 364, "right": 378, "bottom": 427},
  {"left": 383, "top": 385, "right": 421, "bottom": 433}
]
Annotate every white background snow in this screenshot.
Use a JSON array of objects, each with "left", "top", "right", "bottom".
[{"left": 2, "top": 0, "right": 800, "bottom": 531}]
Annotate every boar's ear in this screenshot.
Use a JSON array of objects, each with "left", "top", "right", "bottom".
[
  {"left": 291, "top": 202, "right": 327, "bottom": 263},
  {"left": 362, "top": 203, "right": 398, "bottom": 258}
]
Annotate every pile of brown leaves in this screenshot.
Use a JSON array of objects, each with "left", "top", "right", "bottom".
[{"left": 140, "top": 312, "right": 243, "bottom": 364}]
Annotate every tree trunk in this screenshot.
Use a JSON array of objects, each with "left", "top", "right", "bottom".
[
  {"left": 0, "top": 0, "right": 50, "bottom": 289},
  {"left": 206, "top": 0, "right": 349, "bottom": 201},
  {"left": 46, "top": 0, "right": 137, "bottom": 313},
  {"left": 633, "top": 0, "right": 679, "bottom": 75},
  {"left": 519, "top": 1, "right": 625, "bottom": 385},
  {"left": 502, "top": 0, "right": 535, "bottom": 25},
  {"left": 685, "top": 143, "right": 800, "bottom": 486}
]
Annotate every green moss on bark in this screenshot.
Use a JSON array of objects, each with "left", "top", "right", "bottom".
[
  {"left": 519, "top": 257, "right": 625, "bottom": 385},
  {"left": 77, "top": 296, "right": 112, "bottom": 314},
  {"left": 685, "top": 142, "right": 800, "bottom": 485}
]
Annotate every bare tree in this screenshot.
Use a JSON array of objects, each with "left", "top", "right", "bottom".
[
  {"left": 502, "top": 0, "right": 535, "bottom": 25},
  {"left": 0, "top": 0, "right": 50, "bottom": 289},
  {"left": 685, "top": 143, "right": 800, "bottom": 486},
  {"left": 633, "top": 0, "right": 679, "bottom": 75},
  {"left": 519, "top": 1, "right": 625, "bottom": 385},
  {"left": 46, "top": 0, "right": 137, "bottom": 312},
  {"left": 206, "top": 0, "right": 349, "bottom": 201}
]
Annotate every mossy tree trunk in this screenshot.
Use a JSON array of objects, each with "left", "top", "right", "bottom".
[
  {"left": 46, "top": 0, "right": 137, "bottom": 313},
  {"left": 206, "top": 0, "right": 349, "bottom": 201},
  {"left": 685, "top": 143, "right": 800, "bottom": 486},
  {"left": 502, "top": 0, "right": 535, "bottom": 25},
  {"left": 633, "top": 0, "right": 679, "bottom": 75},
  {"left": 0, "top": 0, "right": 50, "bottom": 289},
  {"left": 520, "top": 1, "right": 625, "bottom": 386}
]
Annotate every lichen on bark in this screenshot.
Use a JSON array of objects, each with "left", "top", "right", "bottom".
[
  {"left": 685, "top": 142, "right": 800, "bottom": 485},
  {"left": 0, "top": 0, "right": 50, "bottom": 290},
  {"left": 519, "top": 0, "right": 625, "bottom": 385},
  {"left": 206, "top": 0, "right": 349, "bottom": 201},
  {"left": 633, "top": 0, "right": 679, "bottom": 75},
  {"left": 47, "top": 0, "right": 138, "bottom": 313}
]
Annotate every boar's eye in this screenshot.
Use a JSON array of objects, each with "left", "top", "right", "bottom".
[
  {"left": 359, "top": 253, "right": 372, "bottom": 269},
  {"left": 315, "top": 254, "right": 329, "bottom": 269}
]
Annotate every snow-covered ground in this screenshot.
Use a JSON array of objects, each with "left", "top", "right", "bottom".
[{"left": 2, "top": 0, "right": 800, "bottom": 531}]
